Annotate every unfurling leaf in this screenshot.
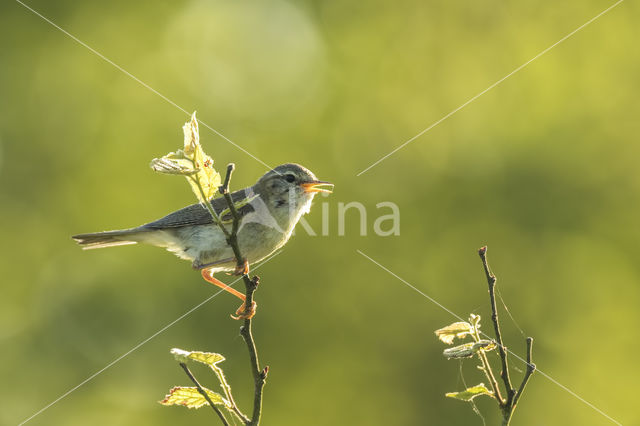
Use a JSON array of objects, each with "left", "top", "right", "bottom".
[
  {"left": 446, "top": 383, "right": 495, "bottom": 401},
  {"left": 469, "top": 313, "right": 481, "bottom": 329},
  {"left": 150, "top": 157, "right": 198, "bottom": 175},
  {"left": 435, "top": 321, "right": 474, "bottom": 344},
  {"left": 160, "top": 386, "right": 228, "bottom": 409},
  {"left": 150, "top": 112, "right": 222, "bottom": 204},
  {"left": 170, "top": 348, "right": 225, "bottom": 367},
  {"left": 443, "top": 340, "right": 496, "bottom": 359}
]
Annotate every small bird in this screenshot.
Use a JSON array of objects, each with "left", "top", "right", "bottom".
[{"left": 73, "top": 163, "right": 333, "bottom": 318}]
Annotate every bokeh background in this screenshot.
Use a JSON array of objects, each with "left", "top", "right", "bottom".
[{"left": 1, "top": 0, "right": 639, "bottom": 425}]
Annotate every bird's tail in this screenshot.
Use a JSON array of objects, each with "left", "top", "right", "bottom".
[{"left": 72, "top": 228, "right": 149, "bottom": 249}]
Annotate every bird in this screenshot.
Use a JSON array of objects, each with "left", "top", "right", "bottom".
[{"left": 72, "top": 163, "right": 333, "bottom": 318}]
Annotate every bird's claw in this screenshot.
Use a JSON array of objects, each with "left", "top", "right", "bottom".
[
  {"left": 233, "top": 259, "right": 249, "bottom": 276},
  {"left": 231, "top": 300, "right": 257, "bottom": 320}
]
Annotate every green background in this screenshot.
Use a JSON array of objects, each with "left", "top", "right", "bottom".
[{"left": 1, "top": 0, "right": 638, "bottom": 425}]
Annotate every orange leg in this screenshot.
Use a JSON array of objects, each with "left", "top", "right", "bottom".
[
  {"left": 201, "top": 268, "right": 246, "bottom": 300},
  {"left": 201, "top": 268, "right": 256, "bottom": 320}
]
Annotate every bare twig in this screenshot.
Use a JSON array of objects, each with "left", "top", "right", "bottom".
[
  {"left": 218, "top": 164, "right": 268, "bottom": 426},
  {"left": 478, "top": 247, "right": 515, "bottom": 407},
  {"left": 219, "top": 163, "right": 245, "bottom": 268},
  {"left": 508, "top": 337, "right": 536, "bottom": 421},
  {"left": 477, "top": 246, "right": 535, "bottom": 425},
  {"left": 179, "top": 362, "right": 230, "bottom": 426}
]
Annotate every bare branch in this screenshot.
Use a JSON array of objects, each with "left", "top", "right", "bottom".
[
  {"left": 512, "top": 337, "right": 536, "bottom": 411},
  {"left": 218, "top": 164, "right": 268, "bottom": 425},
  {"left": 478, "top": 246, "right": 515, "bottom": 408}
]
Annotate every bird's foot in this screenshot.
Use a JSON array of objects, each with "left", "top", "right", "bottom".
[
  {"left": 231, "top": 300, "right": 257, "bottom": 320},
  {"left": 233, "top": 258, "right": 249, "bottom": 276}
]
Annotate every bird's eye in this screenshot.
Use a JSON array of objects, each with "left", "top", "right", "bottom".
[{"left": 284, "top": 174, "right": 295, "bottom": 183}]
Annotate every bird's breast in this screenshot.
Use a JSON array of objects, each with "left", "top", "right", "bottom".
[{"left": 236, "top": 220, "right": 290, "bottom": 263}]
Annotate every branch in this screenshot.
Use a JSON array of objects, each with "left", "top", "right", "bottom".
[
  {"left": 179, "top": 362, "right": 230, "bottom": 426},
  {"left": 219, "top": 163, "right": 244, "bottom": 268},
  {"left": 218, "top": 164, "right": 268, "bottom": 426},
  {"left": 478, "top": 246, "right": 514, "bottom": 407},
  {"left": 512, "top": 337, "right": 535, "bottom": 410},
  {"left": 239, "top": 277, "right": 268, "bottom": 425}
]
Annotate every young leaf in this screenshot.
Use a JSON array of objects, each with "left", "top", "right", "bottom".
[
  {"left": 443, "top": 340, "right": 496, "bottom": 359},
  {"left": 469, "top": 313, "right": 481, "bottom": 329},
  {"left": 149, "top": 156, "right": 198, "bottom": 175},
  {"left": 171, "top": 348, "right": 225, "bottom": 367},
  {"left": 446, "top": 383, "right": 495, "bottom": 401},
  {"left": 170, "top": 348, "right": 234, "bottom": 409},
  {"left": 150, "top": 112, "right": 222, "bottom": 204},
  {"left": 435, "top": 321, "right": 474, "bottom": 344},
  {"left": 160, "top": 386, "right": 228, "bottom": 409}
]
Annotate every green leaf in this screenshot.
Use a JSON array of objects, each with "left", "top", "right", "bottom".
[
  {"left": 446, "top": 383, "right": 495, "bottom": 401},
  {"left": 171, "top": 348, "right": 225, "bottom": 367},
  {"left": 160, "top": 386, "right": 228, "bottom": 409},
  {"left": 435, "top": 321, "right": 474, "bottom": 344},
  {"left": 150, "top": 112, "right": 222, "bottom": 204},
  {"left": 443, "top": 340, "right": 496, "bottom": 359},
  {"left": 169, "top": 348, "right": 233, "bottom": 409}
]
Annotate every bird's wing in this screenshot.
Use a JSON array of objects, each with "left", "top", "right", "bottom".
[{"left": 143, "top": 188, "right": 257, "bottom": 229}]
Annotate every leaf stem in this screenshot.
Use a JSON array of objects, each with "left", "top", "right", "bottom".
[
  {"left": 179, "top": 362, "right": 230, "bottom": 426},
  {"left": 190, "top": 174, "right": 230, "bottom": 239},
  {"left": 212, "top": 363, "right": 250, "bottom": 424},
  {"left": 472, "top": 325, "right": 504, "bottom": 404}
]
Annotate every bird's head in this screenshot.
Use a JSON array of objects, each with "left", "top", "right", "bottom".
[{"left": 254, "top": 163, "right": 333, "bottom": 223}]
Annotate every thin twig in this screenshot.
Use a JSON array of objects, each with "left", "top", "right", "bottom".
[
  {"left": 240, "top": 282, "right": 268, "bottom": 425},
  {"left": 478, "top": 246, "right": 515, "bottom": 408},
  {"left": 179, "top": 362, "right": 230, "bottom": 426},
  {"left": 219, "top": 163, "right": 245, "bottom": 268},
  {"left": 511, "top": 337, "right": 536, "bottom": 412},
  {"left": 220, "top": 163, "right": 234, "bottom": 194},
  {"left": 219, "top": 164, "right": 268, "bottom": 426}
]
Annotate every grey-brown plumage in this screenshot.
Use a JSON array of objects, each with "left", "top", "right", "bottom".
[
  {"left": 72, "top": 189, "right": 253, "bottom": 248},
  {"left": 73, "top": 163, "right": 332, "bottom": 272}
]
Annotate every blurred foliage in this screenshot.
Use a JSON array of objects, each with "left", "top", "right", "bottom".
[{"left": 1, "top": 0, "right": 639, "bottom": 425}]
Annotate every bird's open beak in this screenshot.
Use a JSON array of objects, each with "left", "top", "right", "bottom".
[{"left": 301, "top": 180, "right": 334, "bottom": 194}]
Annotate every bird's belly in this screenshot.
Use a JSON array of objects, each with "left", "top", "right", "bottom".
[
  {"left": 167, "top": 222, "right": 288, "bottom": 271},
  {"left": 168, "top": 225, "right": 232, "bottom": 266},
  {"left": 236, "top": 222, "right": 288, "bottom": 264}
]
